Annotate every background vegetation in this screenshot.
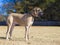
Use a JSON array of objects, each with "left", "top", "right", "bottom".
[{"left": 0, "top": 0, "right": 60, "bottom": 21}]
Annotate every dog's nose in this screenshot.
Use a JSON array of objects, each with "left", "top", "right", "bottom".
[
  {"left": 41, "top": 12, "right": 43, "bottom": 16},
  {"left": 39, "top": 12, "right": 43, "bottom": 16}
]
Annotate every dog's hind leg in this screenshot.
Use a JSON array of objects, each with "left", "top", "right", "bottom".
[
  {"left": 6, "top": 24, "right": 13, "bottom": 40},
  {"left": 9, "top": 23, "right": 15, "bottom": 39},
  {"left": 6, "top": 16, "right": 13, "bottom": 40}
]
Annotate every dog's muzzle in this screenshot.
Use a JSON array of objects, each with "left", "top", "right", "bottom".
[{"left": 39, "top": 12, "right": 43, "bottom": 16}]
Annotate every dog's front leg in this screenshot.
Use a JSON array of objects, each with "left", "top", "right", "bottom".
[{"left": 25, "top": 26, "right": 30, "bottom": 41}]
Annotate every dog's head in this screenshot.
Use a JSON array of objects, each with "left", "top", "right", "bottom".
[{"left": 31, "top": 7, "right": 43, "bottom": 17}]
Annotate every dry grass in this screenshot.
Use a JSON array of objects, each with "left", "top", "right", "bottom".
[{"left": 0, "top": 26, "right": 60, "bottom": 45}]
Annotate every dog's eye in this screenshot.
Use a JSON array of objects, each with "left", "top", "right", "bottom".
[
  {"left": 33, "top": 10, "right": 35, "bottom": 11},
  {"left": 38, "top": 10, "right": 40, "bottom": 11}
]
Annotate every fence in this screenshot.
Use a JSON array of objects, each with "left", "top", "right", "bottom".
[
  {"left": 33, "top": 21, "right": 60, "bottom": 26},
  {"left": 0, "top": 21, "right": 60, "bottom": 26}
]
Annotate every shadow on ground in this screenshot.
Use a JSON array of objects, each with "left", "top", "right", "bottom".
[{"left": 0, "top": 37, "right": 6, "bottom": 40}]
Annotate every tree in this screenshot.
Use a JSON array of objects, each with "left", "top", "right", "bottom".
[
  {"left": 3, "top": 0, "right": 60, "bottom": 21},
  {"left": 44, "top": 0, "right": 60, "bottom": 21},
  {"left": 0, "top": 15, "right": 6, "bottom": 22}
]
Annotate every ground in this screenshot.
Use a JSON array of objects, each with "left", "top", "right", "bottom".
[{"left": 0, "top": 26, "right": 60, "bottom": 45}]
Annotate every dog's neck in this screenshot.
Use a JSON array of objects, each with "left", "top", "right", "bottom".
[
  {"left": 31, "top": 14, "right": 35, "bottom": 18},
  {"left": 28, "top": 12, "right": 35, "bottom": 18}
]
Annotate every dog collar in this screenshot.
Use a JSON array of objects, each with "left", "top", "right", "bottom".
[
  {"left": 31, "top": 14, "right": 35, "bottom": 18},
  {"left": 28, "top": 13, "right": 35, "bottom": 18}
]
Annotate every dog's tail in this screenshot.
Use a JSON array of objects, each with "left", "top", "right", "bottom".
[{"left": 8, "top": 9, "right": 16, "bottom": 14}]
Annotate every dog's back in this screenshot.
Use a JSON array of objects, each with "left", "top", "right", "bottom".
[{"left": 7, "top": 13, "right": 34, "bottom": 26}]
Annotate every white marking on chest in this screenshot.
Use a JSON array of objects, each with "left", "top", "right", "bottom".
[{"left": 30, "top": 21, "right": 33, "bottom": 24}]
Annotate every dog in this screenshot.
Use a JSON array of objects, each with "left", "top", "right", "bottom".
[{"left": 6, "top": 7, "right": 43, "bottom": 41}]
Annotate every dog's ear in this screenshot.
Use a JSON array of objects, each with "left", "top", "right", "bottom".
[{"left": 28, "top": 6, "right": 34, "bottom": 11}]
